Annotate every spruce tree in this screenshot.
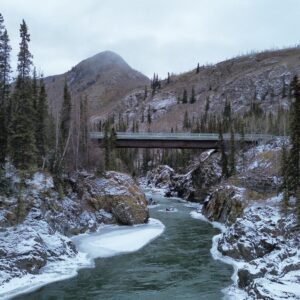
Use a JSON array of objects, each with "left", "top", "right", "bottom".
[
  {"left": 0, "top": 14, "right": 11, "bottom": 166},
  {"left": 147, "top": 106, "right": 152, "bottom": 125},
  {"left": 182, "top": 89, "right": 188, "bottom": 104},
  {"left": 287, "top": 75, "right": 300, "bottom": 195},
  {"left": 229, "top": 127, "right": 236, "bottom": 176},
  {"left": 103, "top": 122, "right": 110, "bottom": 170},
  {"left": 8, "top": 20, "right": 37, "bottom": 169},
  {"left": 218, "top": 124, "right": 229, "bottom": 178},
  {"left": 190, "top": 87, "right": 196, "bottom": 104},
  {"left": 36, "top": 76, "right": 49, "bottom": 164},
  {"left": 240, "top": 121, "right": 246, "bottom": 171},
  {"left": 183, "top": 110, "right": 190, "bottom": 129},
  {"left": 196, "top": 63, "right": 200, "bottom": 74},
  {"left": 79, "top": 95, "right": 89, "bottom": 167},
  {"left": 280, "top": 143, "right": 289, "bottom": 211},
  {"left": 60, "top": 79, "right": 72, "bottom": 150}
]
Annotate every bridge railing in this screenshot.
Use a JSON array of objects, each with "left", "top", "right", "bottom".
[{"left": 89, "top": 132, "right": 275, "bottom": 142}]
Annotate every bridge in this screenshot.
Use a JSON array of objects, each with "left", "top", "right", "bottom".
[{"left": 90, "top": 132, "right": 274, "bottom": 149}]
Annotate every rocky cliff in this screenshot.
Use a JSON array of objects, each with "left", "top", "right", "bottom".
[
  {"left": 0, "top": 168, "right": 148, "bottom": 287},
  {"left": 199, "top": 138, "right": 300, "bottom": 299}
]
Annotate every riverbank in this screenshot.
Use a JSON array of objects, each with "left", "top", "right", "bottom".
[
  {"left": 12, "top": 190, "right": 233, "bottom": 300},
  {"left": 0, "top": 218, "right": 165, "bottom": 300},
  {"left": 143, "top": 138, "right": 300, "bottom": 299},
  {"left": 191, "top": 194, "right": 300, "bottom": 300},
  {"left": 0, "top": 169, "right": 151, "bottom": 299}
]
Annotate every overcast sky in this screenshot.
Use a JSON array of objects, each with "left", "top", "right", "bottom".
[{"left": 1, "top": 0, "right": 300, "bottom": 78}]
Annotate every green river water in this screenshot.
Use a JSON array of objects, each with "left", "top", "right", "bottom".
[{"left": 16, "top": 191, "right": 233, "bottom": 300}]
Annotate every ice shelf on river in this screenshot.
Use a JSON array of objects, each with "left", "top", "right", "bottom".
[
  {"left": 72, "top": 218, "right": 165, "bottom": 258},
  {"left": 0, "top": 218, "right": 164, "bottom": 300}
]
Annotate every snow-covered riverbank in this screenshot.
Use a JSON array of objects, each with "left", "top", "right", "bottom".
[
  {"left": 0, "top": 218, "right": 165, "bottom": 300},
  {"left": 190, "top": 195, "right": 300, "bottom": 300}
]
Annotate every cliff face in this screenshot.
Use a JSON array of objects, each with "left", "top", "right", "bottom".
[{"left": 0, "top": 169, "right": 148, "bottom": 287}]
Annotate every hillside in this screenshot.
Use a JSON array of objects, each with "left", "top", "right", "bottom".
[
  {"left": 44, "top": 51, "right": 150, "bottom": 120},
  {"left": 44, "top": 47, "right": 300, "bottom": 133},
  {"left": 110, "top": 47, "right": 300, "bottom": 132}
]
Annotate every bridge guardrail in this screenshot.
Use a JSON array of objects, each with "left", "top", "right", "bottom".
[{"left": 89, "top": 132, "right": 275, "bottom": 142}]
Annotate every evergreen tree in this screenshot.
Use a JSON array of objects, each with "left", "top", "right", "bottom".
[
  {"left": 8, "top": 20, "right": 37, "bottom": 169},
  {"left": 196, "top": 63, "right": 200, "bottom": 74},
  {"left": 109, "top": 127, "right": 117, "bottom": 170},
  {"left": 32, "top": 67, "right": 38, "bottom": 111},
  {"left": 280, "top": 142, "right": 289, "bottom": 211},
  {"left": 240, "top": 121, "right": 246, "bottom": 171},
  {"left": 167, "top": 72, "right": 170, "bottom": 84},
  {"left": 229, "top": 127, "right": 236, "bottom": 176},
  {"left": 287, "top": 75, "right": 300, "bottom": 195},
  {"left": 0, "top": 14, "right": 11, "bottom": 166},
  {"left": 147, "top": 106, "right": 152, "bottom": 125},
  {"left": 142, "top": 148, "right": 150, "bottom": 174},
  {"left": 182, "top": 89, "right": 188, "bottom": 104},
  {"left": 60, "top": 79, "right": 72, "bottom": 150},
  {"left": 79, "top": 95, "right": 89, "bottom": 167},
  {"left": 103, "top": 122, "right": 110, "bottom": 170},
  {"left": 190, "top": 87, "right": 196, "bottom": 104},
  {"left": 183, "top": 110, "right": 190, "bottom": 129},
  {"left": 36, "top": 76, "right": 49, "bottom": 164},
  {"left": 218, "top": 124, "right": 229, "bottom": 178}
]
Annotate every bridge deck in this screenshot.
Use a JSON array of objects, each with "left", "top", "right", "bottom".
[{"left": 90, "top": 132, "right": 275, "bottom": 149}]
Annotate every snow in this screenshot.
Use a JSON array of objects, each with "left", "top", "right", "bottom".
[
  {"left": 72, "top": 218, "right": 165, "bottom": 258},
  {"left": 190, "top": 210, "right": 226, "bottom": 232},
  {"left": 0, "top": 218, "right": 164, "bottom": 299},
  {"left": 150, "top": 96, "right": 177, "bottom": 111},
  {"left": 98, "top": 209, "right": 113, "bottom": 219},
  {"left": 26, "top": 172, "right": 54, "bottom": 191},
  {"left": 254, "top": 271, "right": 300, "bottom": 299},
  {"left": 0, "top": 253, "right": 92, "bottom": 300},
  {"left": 189, "top": 197, "right": 300, "bottom": 299}
]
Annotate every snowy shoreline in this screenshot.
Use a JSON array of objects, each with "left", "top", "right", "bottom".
[
  {"left": 190, "top": 197, "right": 300, "bottom": 300},
  {"left": 0, "top": 218, "right": 165, "bottom": 300},
  {"left": 190, "top": 210, "right": 248, "bottom": 299}
]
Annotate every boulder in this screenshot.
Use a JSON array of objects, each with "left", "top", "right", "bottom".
[
  {"left": 71, "top": 171, "right": 149, "bottom": 225},
  {"left": 202, "top": 185, "right": 245, "bottom": 224},
  {"left": 145, "top": 150, "right": 221, "bottom": 202}
]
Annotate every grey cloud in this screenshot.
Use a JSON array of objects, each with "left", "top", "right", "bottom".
[{"left": 2, "top": 0, "right": 300, "bottom": 78}]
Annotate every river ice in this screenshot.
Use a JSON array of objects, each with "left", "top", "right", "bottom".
[
  {"left": 0, "top": 218, "right": 165, "bottom": 300},
  {"left": 72, "top": 218, "right": 165, "bottom": 258}
]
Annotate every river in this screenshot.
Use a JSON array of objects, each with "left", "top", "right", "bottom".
[{"left": 15, "top": 190, "right": 233, "bottom": 300}]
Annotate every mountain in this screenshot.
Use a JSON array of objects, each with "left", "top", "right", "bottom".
[
  {"left": 45, "top": 47, "right": 300, "bottom": 132},
  {"left": 114, "top": 47, "right": 300, "bottom": 132},
  {"left": 44, "top": 51, "right": 150, "bottom": 121}
]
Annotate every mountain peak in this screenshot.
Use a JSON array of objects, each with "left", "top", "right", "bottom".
[{"left": 76, "top": 50, "right": 129, "bottom": 73}]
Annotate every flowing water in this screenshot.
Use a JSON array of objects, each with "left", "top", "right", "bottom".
[{"left": 16, "top": 191, "right": 233, "bottom": 300}]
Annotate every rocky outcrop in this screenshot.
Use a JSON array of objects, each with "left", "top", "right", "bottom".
[
  {"left": 0, "top": 169, "right": 148, "bottom": 287},
  {"left": 70, "top": 171, "right": 149, "bottom": 225},
  {"left": 202, "top": 185, "right": 245, "bottom": 224},
  {"left": 145, "top": 149, "right": 221, "bottom": 201},
  {"left": 218, "top": 201, "right": 300, "bottom": 299}
]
